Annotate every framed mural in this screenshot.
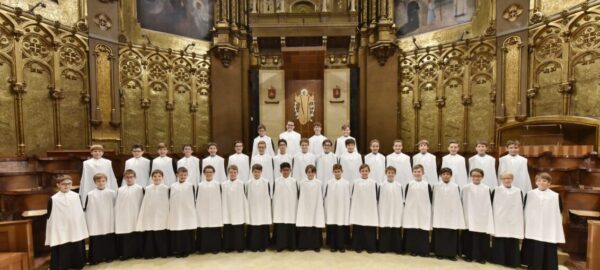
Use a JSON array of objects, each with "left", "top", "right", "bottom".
[
  {"left": 136, "top": 0, "right": 214, "bottom": 41},
  {"left": 395, "top": 0, "right": 476, "bottom": 37}
]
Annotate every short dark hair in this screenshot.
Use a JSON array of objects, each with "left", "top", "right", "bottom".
[
  {"left": 345, "top": 138, "right": 356, "bottom": 146},
  {"left": 131, "top": 144, "right": 144, "bottom": 151},
  {"left": 278, "top": 139, "right": 288, "bottom": 146},
  {"left": 124, "top": 169, "right": 136, "bottom": 177},
  {"left": 470, "top": 168, "right": 484, "bottom": 177},
  {"left": 252, "top": 164, "right": 263, "bottom": 171},
  {"left": 440, "top": 167, "right": 453, "bottom": 175},
  {"left": 177, "top": 167, "right": 189, "bottom": 173},
  {"left": 332, "top": 164, "right": 343, "bottom": 171},
  {"left": 203, "top": 165, "right": 215, "bottom": 173},
  {"left": 280, "top": 162, "right": 291, "bottom": 170},
  {"left": 305, "top": 164, "right": 316, "bottom": 173}
]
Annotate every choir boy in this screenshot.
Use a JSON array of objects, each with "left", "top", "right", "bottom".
[
  {"left": 335, "top": 124, "right": 356, "bottom": 156},
  {"left": 123, "top": 144, "right": 150, "bottom": 187},
  {"left": 136, "top": 170, "right": 170, "bottom": 259},
  {"left": 150, "top": 143, "right": 177, "bottom": 187},
  {"left": 195, "top": 165, "right": 223, "bottom": 254},
  {"left": 228, "top": 140, "right": 250, "bottom": 183},
  {"left": 168, "top": 167, "right": 197, "bottom": 258},
  {"left": 441, "top": 141, "right": 468, "bottom": 186},
  {"left": 339, "top": 139, "right": 362, "bottom": 184},
  {"left": 461, "top": 168, "right": 494, "bottom": 264},
  {"left": 468, "top": 141, "right": 498, "bottom": 187},
  {"left": 309, "top": 122, "right": 327, "bottom": 156},
  {"left": 431, "top": 167, "right": 465, "bottom": 260},
  {"left": 246, "top": 164, "right": 272, "bottom": 252},
  {"left": 490, "top": 171, "right": 524, "bottom": 267},
  {"left": 386, "top": 139, "right": 413, "bottom": 185},
  {"left": 377, "top": 166, "right": 404, "bottom": 254},
  {"left": 221, "top": 165, "right": 249, "bottom": 252},
  {"left": 349, "top": 164, "right": 379, "bottom": 253},
  {"left": 202, "top": 142, "right": 227, "bottom": 183},
  {"left": 402, "top": 164, "right": 433, "bottom": 257},
  {"left": 316, "top": 139, "right": 338, "bottom": 192},
  {"left": 324, "top": 164, "right": 351, "bottom": 252},
  {"left": 250, "top": 141, "right": 274, "bottom": 189},
  {"left": 252, "top": 124, "right": 275, "bottom": 157},
  {"left": 292, "top": 138, "right": 317, "bottom": 181},
  {"left": 273, "top": 139, "right": 292, "bottom": 179},
  {"left": 498, "top": 140, "right": 532, "bottom": 192},
  {"left": 296, "top": 165, "right": 325, "bottom": 252},
  {"left": 80, "top": 144, "right": 118, "bottom": 203},
  {"left": 85, "top": 173, "right": 117, "bottom": 264},
  {"left": 412, "top": 140, "right": 438, "bottom": 185},
  {"left": 279, "top": 120, "right": 301, "bottom": 157},
  {"left": 115, "top": 169, "right": 144, "bottom": 260},
  {"left": 364, "top": 139, "right": 386, "bottom": 183},
  {"left": 177, "top": 144, "right": 201, "bottom": 185},
  {"left": 272, "top": 162, "right": 298, "bottom": 251}
]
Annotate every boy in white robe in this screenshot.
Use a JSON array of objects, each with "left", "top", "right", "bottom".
[
  {"left": 324, "top": 164, "right": 351, "bottom": 252},
  {"left": 296, "top": 165, "right": 325, "bottom": 252},
  {"left": 386, "top": 139, "right": 413, "bottom": 185},
  {"left": 272, "top": 162, "right": 298, "bottom": 251},
  {"left": 245, "top": 164, "right": 272, "bottom": 252},
  {"left": 308, "top": 122, "right": 326, "bottom": 156},
  {"left": 137, "top": 170, "right": 170, "bottom": 259},
  {"left": 364, "top": 139, "right": 386, "bottom": 184},
  {"left": 202, "top": 142, "right": 227, "bottom": 183},
  {"left": 292, "top": 138, "right": 317, "bottom": 181},
  {"left": 228, "top": 140, "right": 250, "bottom": 183},
  {"left": 468, "top": 141, "right": 497, "bottom": 187},
  {"left": 85, "top": 173, "right": 117, "bottom": 264},
  {"left": 461, "top": 168, "right": 494, "bottom": 263},
  {"left": 498, "top": 140, "right": 532, "bottom": 192},
  {"left": 123, "top": 144, "right": 150, "bottom": 187},
  {"left": 221, "top": 165, "right": 249, "bottom": 252},
  {"left": 335, "top": 124, "right": 356, "bottom": 157},
  {"left": 149, "top": 143, "right": 177, "bottom": 187},
  {"left": 80, "top": 144, "right": 118, "bottom": 203},
  {"left": 402, "top": 164, "right": 433, "bottom": 257},
  {"left": 377, "top": 166, "right": 404, "bottom": 253},
  {"left": 250, "top": 141, "right": 274, "bottom": 189},
  {"left": 45, "top": 175, "right": 88, "bottom": 270},
  {"left": 349, "top": 164, "right": 379, "bottom": 253},
  {"left": 195, "top": 165, "right": 223, "bottom": 254},
  {"left": 490, "top": 171, "right": 524, "bottom": 267},
  {"left": 317, "top": 139, "right": 338, "bottom": 192},
  {"left": 177, "top": 144, "right": 201, "bottom": 186},
  {"left": 339, "top": 138, "right": 362, "bottom": 184},
  {"left": 432, "top": 167, "right": 465, "bottom": 260},
  {"left": 168, "top": 167, "right": 197, "bottom": 257},
  {"left": 252, "top": 124, "right": 275, "bottom": 157},
  {"left": 115, "top": 169, "right": 144, "bottom": 260},
  {"left": 441, "top": 140, "right": 468, "bottom": 186},
  {"left": 521, "top": 173, "right": 565, "bottom": 270},
  {"left": 279, "top": 120, "right": 301, "bottom": 157},
  {"left": 273, "top": 139, "right": 292, "bottom": 179},
  {"left": 412, "top": 139, "right": 438, "bottom": 185}
]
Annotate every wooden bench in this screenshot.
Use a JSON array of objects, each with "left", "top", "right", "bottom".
[
  {"left": 588, "top": 220, "right": 600, "bottom": 270},
  {"left": 0, "top": 253, "right": 28, "bottom": 270},
  {"left": 562, "top": 188, "right": 600, "bottom": 254},
  {"left": 0, "top": 220, "right": 33, "bottom": 269}
]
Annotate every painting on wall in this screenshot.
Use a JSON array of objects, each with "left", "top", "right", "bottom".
[
  {"left": 137, "top": 0, "right": 213, "bottom": 41},
  {"left": 395, "top": 0, "right": 475, "bottom": 37}
]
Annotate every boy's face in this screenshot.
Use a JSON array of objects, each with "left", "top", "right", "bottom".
[
  {"left": 418, "top": 144, "right": 428, "bottom": 153},
  {"left": 306, "top": 170, "right": 315, "bottom": 180},
  {"left": 536, "top": 178, "right": 550, "bottom": 190},
  {"left": 228, "top": 169, "right": 238, "bottom": 180},
  {"left": 258, "top": 144, "right": 266, "bottom": 154},
  {"left": 441, "top": 172, "right": 452, "bottom": 183},
  {"left": 91, "top": 149, "right": 103, "bottom": 159},
  {"left": 234, "top": 143, "right": 243, "bottom": 154},
  {"left": 370, "top": 142, "right": 380, "bottom": 154},
  {"left": 346, "top": 143, "right": 355, "bottom": 153},
  {"left": 131, "top": 148, "right": 144, "bottom": 158},
  {"left": 333, "top": 168, "right": 342, "bottom": 179},
  {"left": 95, "top": 177, "right": 107, "bottom": 190},
  {"left": 57, "top": 180, "right": 72, "bottom": 193},
  {"left": 475, "top": 144, "right": 487, "bottom": 155},
  {"left": 252, "top": 169, "right": 262, "bottom": 179},
  {"left": 323, "top": 143, "right": 332, "bottom": 153},
  {"left": 412, "top": 168, "right": 423, "bottom": 179},
  {"left": 278, "top": 143, "right": 287, "bottom": 153},
  {"left": 281, "top": 167, "right": 291, "bottom": 178},
  {"left": 471, "top": 172, "right": 482, "bottom": 184},
  {"left": 177, "top": 171, "right": 188, "bottom": 183},
  {"left": 393, "top": 142, "right": 403, "bottom": 153},
  {"left": 342, "top": 127, "right": 350, "bottom": 136},
  {"left": 360, "top": 167, "right": 370, "bottom": 179},
  {"left": 204, "top": 169, "right": 214, "bottom": 181},
  {"left": 183, "top": 146, "right": 193, "bottom": 156},
  {"left": 258, "top": 128, "right": 266, "bottom": 136},
  {"left": 286, "top": 122, "right": 295, "bottom": 131},
  {"left": 208, "top": 145, "right": 218, "bottom": 156},
  {"left": 448, "top": 143, "right": 459, "bottom": 154},
  {"left": 507, "top": 144, "right": 519, "bottom": 156},
  {"left": 501, "top": 175, "right": 513, "bottom": 188},
  {"left": 314, "top": 126, "right": 322, "bottom": 135},
  {"left": 157, "top": 148, "right": 168, "bottom": 156},
  {"left": 124, "top": 173, "right": 136, "bottom": 186},
  {"left": 300, "top": 142, "right": 309, "bottom": 153},
  {"left": 386, "top": 170, "right": 396, "bottom": 182},
  {"left": 152, "top": 174, "right": 163, "bottom": 185}
]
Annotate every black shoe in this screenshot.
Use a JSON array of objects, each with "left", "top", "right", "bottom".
[
  {"left": 367, "top": 250, "right": 375, "bottom": 254},
  {"left": 259, "top": 249, "right": 266, "bottom": 252},
  {"left": 314, "top": 248, "right": 320, "bottom": 252},
  {"left": 355, "top": 249, "right": 363, "bottom": 253},
  {"left": 463, "top": 257, "right": 472, "bottom": 262},
  {"left": 339, "top": 249, "right": 346, "bottom": 253},
  {"left": 477, "top": 260, "right": 486, "bottom": 264},
  {"left": 211, "top": 251, "right": 219, "bottom": 254},
  {"left": 331, "top": 248, "right": 338, "bottom": 252},
  {"left": 436, "top": 256, "right": 443, "bottom": 260},
  {"left": 449, "top": 257, "right": 457, "bottom": 261},
  {"left": 409, "top": 253, "right": 417, "bottom": 257}
]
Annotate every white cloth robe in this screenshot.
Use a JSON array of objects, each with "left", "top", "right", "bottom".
[
  {"left": 365, "top": 153, "right": 386, "bottom": 184},
  {"left": 79, "top": 158, "right": 118, "bottom": 203},
  {"left": 252, "top": 135, "right": 275, "bottom": 157},
  {"left": 349, "top": 178, "right": 379, "bottom": 227},
  {"left": 202, "top": 155, "right": 227, "bottom": 183},
  {"left": 85, "top": 188, "right": 116, "bottom": 236},
  {"left": 469, "top": 154, "right": 498, "bottom": 187},
  {"left": 150, "top": 156, "right": 177, "bottom": 187},
  {"left": 462, "top": 183, "right": 494, "bottom": 234},
  {"left": 136, "top": 183, "right": 169, "bottom": 231},
  {"left": 324, "top": 178, "right": 351, "bottom": 225},
  {"left": 292, "top": 152, "right": 316, "bottom": 181},
  {"left": 377, "top": 181, "right": 404, "bottom": 228},
  {"left": 272, "top": 176, "right": 298, "bottom": 224},
  {"left": 168, "top": 181, "right": 197, "bottom": 231},
  {"left": 123, "top": 157, "right": 150, "bottom": 187},
  {"left": 412, "top": 152, "right": 438, "bottom": 185},
  {"left": 386, "top": 152, "right": 413, "bottom": 186},
  {"left": 273, "top": 153, "right": 293, "bottom": 179},
  {"left": 402, "top": 180, "right": 432, "bottom": 231},
  {"left": 228, "top": 153, "right": 250, "bottom": 183},
  {"left": 524, "top": 189, "right": 565, "bottom": 243},
  {"left": 115, "top": 184, "right": 144, "bottom": 234},
  {"left": 279, "top": 131, "right": 301, "bottom": 157},
  {"left": 316, "top": 152, "right": 338, "bottom": 191},
  {"left": 492, "top": 185, "right": 524, "bottom": 239},
  {"left": 308, "top": 134, "right": 326, "bottom": 156},
  {"left": 432, "top": 181, "right": 466, "bottom": 230},
  {"left": 498, "top": 154, "right": 532, "bottom": 192},
  {"left": 196, "top": 180, "right": 223, "bottom": 228},
  {"left": 246, "top": 178, "right": 272, "bottom": 226},
  {"left": 339, "top": 151, "right": 362, "bottom": 184},
  {"left": 221, "top": 179, "right": 249, "bottom": 225},
  {"left": 177, "top": 156, "right": 201, "bottom": 185},
  {"left": 45, "top": 191, "right": 89, "bottom": 247},
  {"left": 296, "top": 179, "right": 325, "bottom": 228},
  {"left": 335, "top": 135, "right": 356, "bottom": 157},
  {"left": 441, "top": 154, "right": 468, "bottom": 187},
  {"left": 250, "top": 154, "right": 274, "bottom": 188}
]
